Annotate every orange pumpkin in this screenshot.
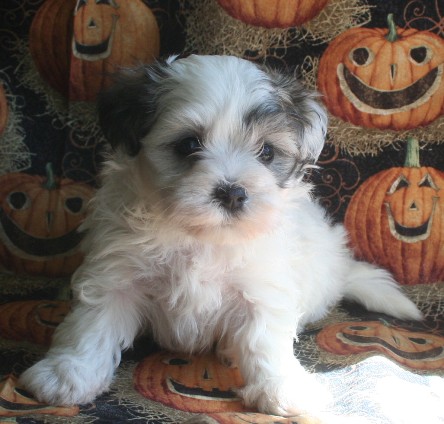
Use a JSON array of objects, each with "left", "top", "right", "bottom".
[
  {"left": 30, "top": 301, "right": 70, "bottom": 343},
  {"left": 217, "top": 0, "right": 329, "bottom": 28},
  {"left": 0, "top": 164, "right": 94, "bottom": 277},
  {"left": 317, "top": 14, "right": 444, "bottom": 130},
  {"left": 317, "top": 320, "right": 444, "bottom": 370},
  {"left": 29, "top": 0, "right": 160, "bottom": 101},
  {"left": 0, "top": 374, "right": 78, "bottom": 417},
  {"left": 134, "top": 351, "right": 248, "bottom": 413},
  {"left": 344, "top": 138, "right": 444, "bottom": 285},
  {"left": 0, "top": 300, "right": 69, "bottom": 345},
  {"left": 0, "top": 83, "right": 8, "bottom": 135}
]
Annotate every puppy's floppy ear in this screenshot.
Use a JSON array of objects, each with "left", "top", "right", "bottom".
[
  {"left": 97, "top": 63, "right": 168, "bottom": 156},
  {"left": 270, "top": 72, "right": 327, "bottom": 162}
]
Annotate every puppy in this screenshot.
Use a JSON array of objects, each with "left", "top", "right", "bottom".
[{"left": 21, "top": 55, "right": 422, "bottom": 417}]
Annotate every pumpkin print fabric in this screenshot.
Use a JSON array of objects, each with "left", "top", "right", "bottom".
[
  {"left": 30, "top": 0, "right": 160, "bottom": 101},
  {"left": 134, "top": 351, "right": 247, "bottom": 413},
  {"left": 0, "top": 164, "right": 94, "bottom": 277},
  {"left": 317, "top": 319, "right": 444, "bottom": 370},
  {"left": 0, "top": 0, "right": 444, "bottom": 423},
  {"left": 317, "top": 14, "right": 444, "bottom": 130},
  {"left": 344, "top": 137, "right": 444, "bottom": 285},
  {"left": 216, "top": 0, "right": 330, "bottom": 28}
]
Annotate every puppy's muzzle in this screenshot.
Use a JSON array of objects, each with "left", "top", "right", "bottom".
[{"left": 214, "top": 183, "right": 248, "bottom": 212}]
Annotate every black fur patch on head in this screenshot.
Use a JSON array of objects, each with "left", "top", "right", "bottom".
[
  {"left": 266, "top": 69, "right": 327, "bottom": 161},
  {"left": 97, "top": 62, "right": 169, "bottom": 156}
]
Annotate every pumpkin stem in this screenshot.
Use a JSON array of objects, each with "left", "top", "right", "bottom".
[
  {"left": 43, "top": 163, "right": 58, "bottom": 190},
  {"left": 386, "top": 14, "right": 399, "bottom": 42},
  {"left": 404, "top": 137, "right": 421, "bottom": 168}
]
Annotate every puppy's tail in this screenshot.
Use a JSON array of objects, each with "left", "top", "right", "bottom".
[{"left": 343, "top": 260, "right": 423, "bottom": 321}]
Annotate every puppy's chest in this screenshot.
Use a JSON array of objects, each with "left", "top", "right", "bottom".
[{"left": 152, "top": 245, "right": 245, "bottom": 310}]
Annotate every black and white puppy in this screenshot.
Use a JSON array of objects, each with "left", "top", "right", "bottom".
[{"left": 21, "top": 55, "right": 422, "bottom": 416}]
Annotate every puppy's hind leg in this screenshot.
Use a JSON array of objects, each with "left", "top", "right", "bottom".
[
  {"left": 343, "top": 259, "right": 423, "bottom": 321},
  {"left": 20, "top": 279, "right": 144, "bottom": 406}
]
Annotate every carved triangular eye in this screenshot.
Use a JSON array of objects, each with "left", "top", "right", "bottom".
[
  {"left": 388, "top": 175, "right": 409, "bottom": 194},
  {"left": 418, "top": 174, "right": 438, "bottom": 190}
]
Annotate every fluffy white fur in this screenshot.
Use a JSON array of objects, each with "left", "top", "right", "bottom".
[{"left": 20, "top": 55, "right": 422, "bottom": 417}]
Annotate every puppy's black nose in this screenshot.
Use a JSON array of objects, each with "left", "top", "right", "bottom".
[{"left": 214, "top": 183, "right": 248, "bottom": 212}]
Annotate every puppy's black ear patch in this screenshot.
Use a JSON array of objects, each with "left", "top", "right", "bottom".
[
  {"left": 268, "top": 70, "right": 327, "bottom": 162},
  {"left": 97, "top": 64, "right": 167, "bottom": 156}
]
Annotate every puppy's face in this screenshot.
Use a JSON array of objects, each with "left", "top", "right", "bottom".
[{"left": 98, "top": 55, "right": 327, "bottom": 244}]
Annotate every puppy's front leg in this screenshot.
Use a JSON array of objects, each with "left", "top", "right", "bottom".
[
  {"left": 20, "top": 280, "right": 142, "bottom": 406},
  {"left": 233, "top": 303, "right": 330, "bottom": 417}
]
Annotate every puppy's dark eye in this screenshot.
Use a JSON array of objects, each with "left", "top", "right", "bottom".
[
  {"left": 258, "top": 143, "right": 274, "bottom": 163},
  {"left": 174, "top": 137, "right": 202, "bottom": 157}
]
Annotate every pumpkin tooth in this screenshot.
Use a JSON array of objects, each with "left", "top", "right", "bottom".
[
  {"left": 46, "top": 211, "right": 54, "bottom": 230},
  {"left": 390, "top": 64, "right": 397, "bottom": 83}
]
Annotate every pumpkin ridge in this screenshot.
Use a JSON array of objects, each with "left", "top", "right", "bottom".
[
  {"left": 30, "top": 0, "right": 75, "bottom": 96},
  {"left": 55, "top": 1, "right": 73, "bottom": 76},
  {"left": 386, "top": 168, "right": 413, "bottom": 283},
  {"left": 379, "top": 170, "right": 400, "bottom": 269},
  {"left": 418, "top": 177, "right": 433, "bottom": 282},
  {"left": 425, "top": 168, "right": 444, "bottom": 283},
  {"left": 357, "top": 176, "right": 378, "bottom": 262},
  {"left": 369, "top": 170, "right": 393, "bottom": 267},
  {"left": 344, "top": 184, "right": 361, "bottom": 256}
]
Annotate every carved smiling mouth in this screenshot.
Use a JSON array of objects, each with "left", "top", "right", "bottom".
[
  {"left": 337, "top": 63, "right": 443, "bottom": 115},
  {"left": 166, "top": 377, "right": 240, "bottom": 401},
  {"left": 384, "top": 197, "right": 438, "bottom": 243},
  {"left": 72, "top": 14, "right": 119, "bottom": 61},
  {"left": 338, "top": 332, "right": 444, "bottom": 361},
  {"left": 0, "top": 207, "right": 83, "bottom": 260}
]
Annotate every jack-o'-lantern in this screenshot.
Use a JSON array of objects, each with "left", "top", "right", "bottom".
[
  {"left": 0, "top": 164, "right": 95, "bottom": 277},
  {"left": 0, "top": 375, "right": 79, "bottom": 417},
  {"left": 134, "top": 351, "right": 248, "bottom": 413},
  {"left": 344, "top": 138, "right": 444, "bottom": 285},
  {"left": 217, "top": 0, "right": 329, "bottom": 28},
  {"left": 30, "top": 0, "right": 160, "bottom": 101},
  {"left": 317, "top": 320, "right": 444, "bottom": 370},
  {"left": 0, "top": 300, "right": 70, "bottom": 345},
  {"left": 317, "top": 14, "right": 444, "bottom": 130},
  {"left": 0, "top": 83, "right": 8, "bottom": 135}
]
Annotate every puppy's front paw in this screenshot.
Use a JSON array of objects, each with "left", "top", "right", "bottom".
[
  {"left": 240, "top": 371, "right": 331, "bottom": 417},
  {"left": 20, "top": 354, "right": 114, "bottom": 406}
]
